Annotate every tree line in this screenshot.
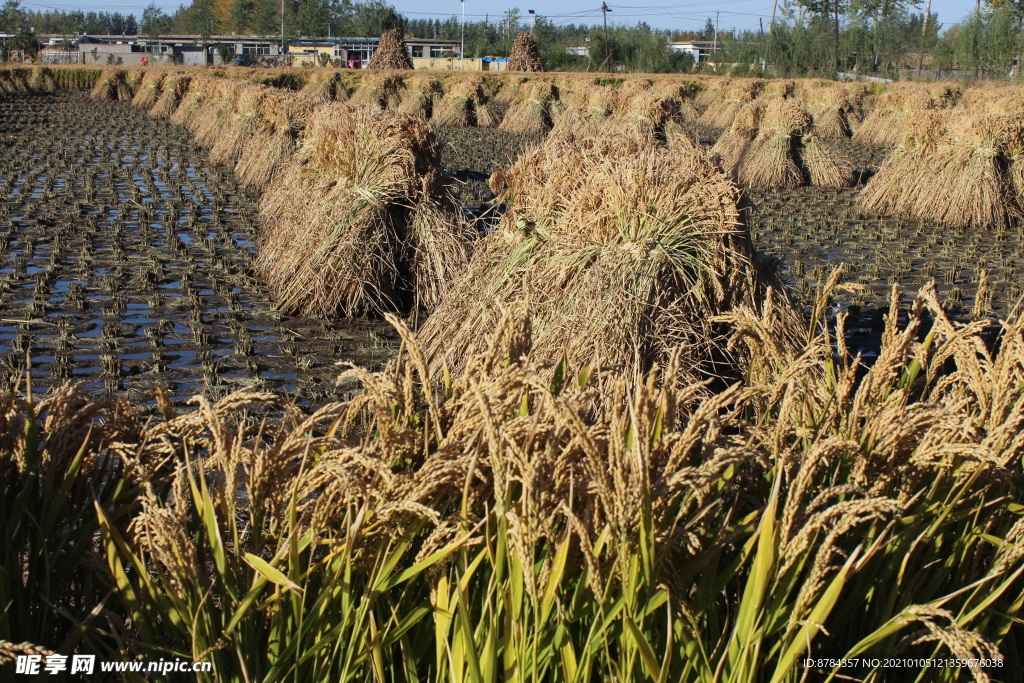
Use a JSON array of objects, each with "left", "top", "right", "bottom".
[{"left": 4, "top": 0, "right": 1024, "bottom": 78}]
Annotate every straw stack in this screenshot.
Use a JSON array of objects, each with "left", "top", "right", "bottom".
[
  {"left": 350, "top": 72, "right": 405, "bottom": 110},
  {"left": 801, "top": 83, "right": 855, "bottom": 138},
  {"left": 367, "top": 29, "right": 414, "bottom": 70},
  {"left": 698, "top": 79, "right": 763, "bottom": 129},
  {"left": 300, "top": 70, "right": 344, "bottom": 102},
  {"left": 257, "top": 104, "right": 474, "bottom": 316},
  {"left": 27, "top": 67, "right": 56, "bottom": 92},
  {"left": 150, "top": 74, "right": 190, "bottom": 118},
  {"left": 234, "top": 89, "right": 317, "bottom": 189},
  {"left": 414, "top": 125, "right": 801, "bottom": 382},
  {"left": 854, "top": 83, "right": 960, "bottom": 147},
  {"left": 432, "top": 78, "right": 494, "bottom": 127},
  {"left": 858, "top": 112, "right": 1024, "bottom": 230},
  {"left": 507, "top": 31, "right": 545, "bottom": 72},
  {"left": 398, "top": 74, "right": 443, "bottom": 118},
  {"left": 499, "top": 80, "right": 556, "bottom": 136},
  {"left": 131, "top": 70, "right": 165, "bottom": 109}
]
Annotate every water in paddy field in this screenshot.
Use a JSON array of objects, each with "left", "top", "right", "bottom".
[{"left": 0, "top": 92, "right": 397, "bottom": 413}]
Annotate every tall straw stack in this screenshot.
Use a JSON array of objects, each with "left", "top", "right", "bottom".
[
  {"left": 367, "top": 29, "right": 414, "bottom": 70},
  {"left": 507, "top": 31, "right": 545, "bottom": 72},
  {"left": 414, "top": 125, "right": 800, "bottom": 381},
  {"left": 858, "top": 112, "right": 1024, "bottom": 230},
  {"left": 257, "top": 104, "right": 474, "bottom": 316}
]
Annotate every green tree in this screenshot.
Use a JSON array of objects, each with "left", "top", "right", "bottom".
[{"left": 0, "top": 0, "right": 26, "bottom": 33}]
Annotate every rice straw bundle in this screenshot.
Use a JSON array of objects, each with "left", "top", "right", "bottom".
[
  {"left": 416, "top": 125, "right": 799, "bottom": 382},
  {"left": 491, "top": 75, "right": 528, "bottom": 106},
  {"left": 759, "top": 79, "right": 795, "bottom": 100},
  {"left": 802, "top": 83, "right": 854, "bottom": 138},
  {"left": 257, "top": 103, "right": 473, "bottom": 316},
  {"left": 695, "top": 77, "right": 727, "bottom": 109},
  {"left": 800, "top": 133, "right": 854, "bottom": 188},
  {"left": 190, "top": 79, "right": 250, "bottom": 148},
  {"left": 710, "top": 100, "right": 764, "bottom": 177},
  {"left": 169, "top": 76, "right": 212, "bottom": 129},
  {"left": 300, "top": 70, "right": 343, "bottom": 102},
  {"left": 234, "top": 90, "right": 316, "bottom": 189},
  {"left": 854, "top": 83, "right": 959, "bottom": 147},
  {"left": 397, "top": 74, "right": 442, "bottom": 119},
  {"left": 698, "top": 79, "right": 762, "bottom": 129},
  {"left": 858, "top": 112, "right": 1023, "bottom": 230},
  {"left": 27, "top": 67, "right": 56, "bottom": 92},
  {"left": 432, "top": 78, "right": 489, "bottom": 127},
  {"left": 507, "top": 31, "right": 545, "bottom": 72},
  {"left": 131, "top": 70, "right": 164, "bottom": 109},
  {"left": 123, "top": 70, "right": 143, "bottom": 99},
  {"left": 350, "top": 72, "right": 405, "bottom": 109},
  {"left": 150, "top": 74, "right": 190, "bottom": 118},
  {"left": 90, "top": 69, "right": 124, "bottom": 101},
  {"left": 209, "top": 83, "right": 267, "bottom": 166},
  {"left": 499, "top": 80, "right": 556, "bottom": 136},
  {"left": 738, "top": 99, "right": 809, "bottom": 188},
  {"left": 367, "top": 28, "right": 414, "bottom": 70}
]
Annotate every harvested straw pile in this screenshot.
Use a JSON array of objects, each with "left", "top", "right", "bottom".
[
  {"left": 150, "top": 74, "right": 190, "bottom": 118},
  {"left": 414, "top": 126, "right": 800, "bottom": 381},
  {"left": 855, "top": 83, "right": 959, "bottom": 147},
  {"left": 300, "top": 70, "right": 343, "bottom": 102},
  {"left": 90, "top": 69, "right": 132, "bottom": 101},
  {"left": 858, "top": 112, "right": 1024, "bottom": 230},
  {"left": 499, "top": 80, "right": 556, "bottom": 136},
  {"left": 801, "top": 83, "right": 855, "bottom": 138},
  {"left": 398, "top": 74, "right": 443, "bottom": 118},
  {"left": 432, "top": 78, "right": 494, "bottom": 127},
  {"left": 27, "top": 67, "right": 56, "bottom": 92},
  {"left": 367, "top": 28, "right": 414, "bottom": 70},
  {"left": 698, "top": 79, "right": 762, "bottom": 129},
  {"left": 713, "top": 99, "right": 853, "bottom": 188},
  {"left": 234, "top": 90, "right": 317, "bottom": 189},
  {"left": 350, "top": 72, "right": 405, "bottom": 110},
  {"left": 257, "top": 104, "right": 474, "bottom": 316},
  {"left": 507, "top": 31, "right": 545, "bottom": 72},
  {"left": 131, "top": 70, "right": 164, "bottom": 109},
  {"left": 208, "top": 83, "right": 267, "bottom": 166}
]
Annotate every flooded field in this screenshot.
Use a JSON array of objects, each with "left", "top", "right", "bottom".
[{"left": 0, "top": 92, "right": 395, "bottom": 411}]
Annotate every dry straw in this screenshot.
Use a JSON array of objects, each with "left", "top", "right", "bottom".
[
  {"left": 233, "top": 89, "right": 317, "bottom": 189},
  {"left": 131, "top": 70, "right": 165, "bottom": 109},
  {"left": 499, "top": 80, "right": 556, "bottom": 136},
  {"left": 507, "top": 31, "right": 545, "bottom": 72},
  {"left": 698, "top": 78, "right": 762, "bottom": 129},
  {"left": 256, "top": 103, "right": 474, "bottom": 316},
  {"left": 350, "top": 72, "right": 405, "bottom": 109},
  {"left": 858, "top": 111, "right": 1024, "bottom": 230},
  {"left": 398, "top": 73, "right": 443, "bottom": 119},
  {"left": 300, "top": 69, "right": 344, "bottom": 102},
  {"left": 414, "top": 124, "right": 801, "bottom": 381},
  {"left": 150, "top": 74, "right": 190, "bottom": 118},
  {"left": 367, "top": 28, "right": 414, "bottom": 70},
  {"left": 431, "top": 78, "right": 493, "bottom": 127},
  {"left": 855, "top": 82, "right": 960, "bottom": 147}
]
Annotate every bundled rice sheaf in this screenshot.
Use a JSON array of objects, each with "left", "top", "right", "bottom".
[
  {"left": 208, "top": 83, "right": 270, "bottom": 166},
  {"left": 854, "top": 83, "right": 960, "bottom": 147},
  {"left": 367, "top": 29, "right": 414, "bottom": 70},
  {"left": 131, "top": 70, "right": 165, "bottom": 109},
  {"left": 0, "top": 68, "right": 29, "bottom": 93},
  {"left": 431, "top": 78, "right": 494, "bottom": 127},
  {"left": 234, "top": 90, "right": 317, "bottom": 189},
  {"left": 507, "top": 31, "right": 545, "bottom": 72},
  {"left": 300, "top": 70, "right": 344, "bottom": 102},
  {"left": 858, "top": 112, "right": 1024, "bottom": 230},
  {"left": 801, "top": 83, "right": 855, "bottom": 138},
  {"left": 150, "top": 74, "right": 190, "bottom": 118},
  {"left": 499, "top": 80, "right": 556, "bottom": 136},
  {"left": 350, "top": 72, "right": 405, "bottom": 110},
  {"left": 398, "top": 74, "right": 443, "bottom": 119},
  {"left": 27, "top": 67, "right": 57, "bottom": 92},
  {"left": 697, "top": 79, "right": 762, "bottom": 130},
  {"left": 90, "top": 69, "right": 130, "bottom": 101},
  {"left": 713, "top": 99, "right": 854, "bottom": 189},
  {"left": 256, "top": 104, "right": 474, "bottom": 316},
  {"left": 414, "top": 125, "right": 801, "bottom": 381}
]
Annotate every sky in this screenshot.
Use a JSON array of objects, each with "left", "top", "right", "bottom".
[{"left": 17, "top": 0, "right": 975, "bottom": 35}]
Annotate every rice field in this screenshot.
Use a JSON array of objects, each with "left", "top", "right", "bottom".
[{"left": 2, "top": 67, "right": 1024, "bottom": 681}]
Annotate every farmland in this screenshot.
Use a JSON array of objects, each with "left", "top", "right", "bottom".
[{"left": 1, "top": 66, "right": 1023, "bottom": 682}]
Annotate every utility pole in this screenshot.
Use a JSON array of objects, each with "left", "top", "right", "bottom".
[
  {"left": 601, "top": 2, "right": 611, "bottom": 71},
  {"left": 460, "top": 0, "right": 465, "bottom": 71},
  {"left": 834, "top": 0, "right": 840, "bottom": 73},
  {"left": 769, "top": 0, "right": 778, "bottom": 29},
  {"left": 712, "top": 9, "right": 718, "bottom": 61},
  {"left": 528, "top": 9, "right": 535, "bottom": 33},
  {"left": 280, "top": 0, "right": 285, "bottom": 57},
  {"left": 916, "top": 0, "right": 932, "bottom": 77}
]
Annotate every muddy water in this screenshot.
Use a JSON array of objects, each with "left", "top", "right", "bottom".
[{"left": 0, "top": 92, "right": 396, "bottom": 412}]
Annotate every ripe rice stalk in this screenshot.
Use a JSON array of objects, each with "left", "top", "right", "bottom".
[
  {"left": 417, "top": 125, "right": 801, "bottom": 381},
  {"left": 759, "top": 79, "right": 795, "bottom": 99},
  {"left": 130, "top": 70, "right": 164, "bottom": 109},
  {"left": 27, "top": 67, "right": 56, "bottom": 92},
  {"left": 738, "top": 100, "right": 808, "bottom": 189},
  {"left": 367, "top": 28, "right": 414, "bottom": 70},
  {"left": 802, "top": 84, "right": 854, "bottom": 138},
  {"left": 854, "top": 83, "right": 960, "bottom": 147},
  {"left": 710, "top": 100, "right": 764, "bottom": 177},
  {"left": 800, "top": 133, "right": 854, "bottom": 188},
  {"left": 169, "top": 76, "right": 211, "bottom": 129},
  {"left": 89, "top": 69, "right": 124, "bottom": 101},
  {"left": 859, "top": 112, "right": 1024, "bottom": 230},
  {"left": 499, "top": 80, "right": 556, "bottom": 136},
  {"left": 697, "top": 79, "right": 762, "bottom": 129},
  {"left": 208, "top": 83, "right": 267, "bottom": 166},
  {"left": 150, "top": 74, "right": 190, "bottom": 118},
  {"left": 234, "top": 90, "right": 316, "bottom": 190},
  {"left": 695, "top": 77, "right": 726, "bottom": 109},
  {"left": 256, "top": 103, "right": 473, "bottom": 316},
  {"left": 432, "top": 78, "right": 482, "bottom": 127},
  {"left": 350, "top": 72, "right": 405, "bottom": 110},
  {"left": 491, "top": 74, "right": 528, "bottom": 105},
  {"left": 300, "top": 70, "right": 343, "bottom": 102},
  {"left": 398, "top": 74, "right": 442, "bottom": 118}
]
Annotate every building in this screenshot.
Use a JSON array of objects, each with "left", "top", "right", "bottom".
[{"left": 668, "top": 40, "right": 715, "bottom": 63}]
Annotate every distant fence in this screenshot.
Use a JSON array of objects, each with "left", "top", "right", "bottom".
[{"left": 40, "top": 51, "right": 80, "bottom": 65}]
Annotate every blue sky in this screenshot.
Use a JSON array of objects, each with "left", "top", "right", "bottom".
[{"left": 18, "top": 0, "right": 975, "bottom": 35}]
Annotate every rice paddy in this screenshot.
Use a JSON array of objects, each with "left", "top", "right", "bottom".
[{"left": 3, "top": 67, "right": 1024, "bottom": 680}]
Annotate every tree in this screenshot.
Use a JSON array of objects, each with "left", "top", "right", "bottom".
[
  {"left": 0, "top": 0, "right": 27, "bottom": 33},
  {"left": 141, "top": 3, "right": 172, "bottom": 38}
]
